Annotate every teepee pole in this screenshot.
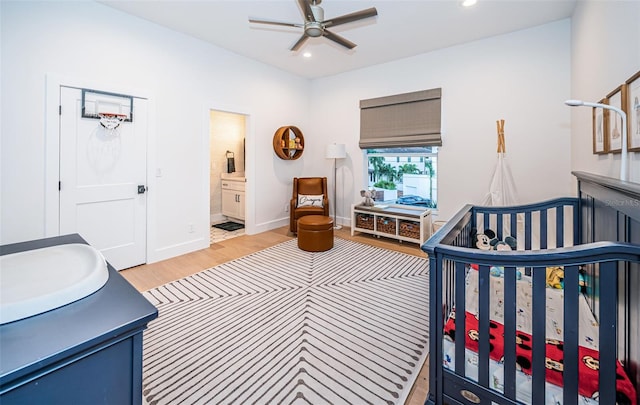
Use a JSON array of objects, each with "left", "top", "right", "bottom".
[{"left": 496, "top": 119, "right": 506, "bottom": 153}]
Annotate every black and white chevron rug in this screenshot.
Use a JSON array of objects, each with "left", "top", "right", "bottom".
[{"left": 142, "top": 238, "right": 429, "bottom": 405}]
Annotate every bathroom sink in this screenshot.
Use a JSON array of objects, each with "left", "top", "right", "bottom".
[{"left": 0, "top": 243, "right": 109, "bottom": 325}]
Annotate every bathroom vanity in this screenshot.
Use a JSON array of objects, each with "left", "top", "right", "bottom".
[
  {"left": 0, "top": 234, "right": 158, "bottom": 404},
  {"left": 221, "top": 174, "right": 245, "bottom": 221}
]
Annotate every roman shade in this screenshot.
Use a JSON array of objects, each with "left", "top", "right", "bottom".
[{"left": 359, "top": 88, "right": 442, "bottom": 149}]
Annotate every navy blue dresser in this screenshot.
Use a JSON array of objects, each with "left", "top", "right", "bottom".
[{"left": 0, "top": 234, "right": 158, "bottom": 404}]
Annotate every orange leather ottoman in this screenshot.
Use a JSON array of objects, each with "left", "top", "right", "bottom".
[{"left": 297, "top": 215, "right": 334, "bottom": 252}]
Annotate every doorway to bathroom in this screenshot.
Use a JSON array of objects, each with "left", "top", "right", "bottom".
[{"left": 209, "top": 110, "right": 246, "bottom": 244}]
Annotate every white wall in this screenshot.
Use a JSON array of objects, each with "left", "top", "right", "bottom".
[
  {"left": 0, "top": 1, "right": 310, "bottom": 262},
  {"left": 308, "top": 20, "right": 573, "bottom": 222},
  {"left": 569, "top": 1, "right": 640, "bottom": 183},
  {"left": 5, "top": 1, "right": 618, "bottom": 262}
]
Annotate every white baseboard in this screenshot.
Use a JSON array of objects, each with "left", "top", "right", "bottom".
[
  {"left": 148, "top": 237, "right": 209, "bottom": 264},
  {"left": 249, "top": 218, "right": 289, "bottom": 235}
]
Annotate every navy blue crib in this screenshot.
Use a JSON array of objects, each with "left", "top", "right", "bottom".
[{"left": 422, "top": 172, "right": 640, "bottom": 405}]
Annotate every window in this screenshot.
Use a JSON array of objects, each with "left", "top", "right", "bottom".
[
  {"left": 366, "top": 147, "right": 437, "bottom": 208},
  {"left": 359, "top": 88, "right": 441, "bottom": 210}
]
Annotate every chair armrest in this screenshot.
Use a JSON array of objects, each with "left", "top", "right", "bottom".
[{"left": 290, "top": 199, "right": 297, "bottom": 232}]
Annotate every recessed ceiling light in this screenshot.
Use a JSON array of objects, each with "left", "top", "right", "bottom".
[
  {"left": 303, "top": 52, "right": 312, "bottom": 58},
  {"left": 462, "top": 0, "right": 477, "bottom": 7}
]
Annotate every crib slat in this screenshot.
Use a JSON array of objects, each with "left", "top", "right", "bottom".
[
  {"left": 510, "top": 213, "right": 517, "bottom": 242},
  {"left": 497, "top": 214, "right": 503, "bottom": 240},
  {"left": 599, "top": 261, "right": 617, "bottom": 404},
  {"left": 531, "top": 266, "right": 546, "bottom": 404},
  {"left": 478, "top": 265, "right": 490, "bottom": 387},
  {"left": 503, "top": 266, "right": 517, "bottom": 400},
  {"left": 525, "top": 212, "right": 532, "bottom": 250},
  {"left": 483, "top": 212, "right": 490, "bottom": 233},
  {"left": 563, "top": 265, "right": 580, "bottom": 405},
  {"left": 454, "top": 261, "right": 466, "bottom": 376},
  {"left": 540, "top": 209, "right": 548, "bottom": 249},
  {"left": 556, "top": 206, "right": 564, "bottom": 248}
]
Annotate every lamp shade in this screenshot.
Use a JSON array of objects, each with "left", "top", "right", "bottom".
[{"left": 325, "top": 143, "right": 346, "bottom": 159}]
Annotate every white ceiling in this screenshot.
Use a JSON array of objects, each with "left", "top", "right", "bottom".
[{"left": 100, "top": 0, "right": 577, "bottom": 79}]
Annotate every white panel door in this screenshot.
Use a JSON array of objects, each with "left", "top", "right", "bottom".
[{"left": 59, "top": 86, "right": 147, "bottom": 270}]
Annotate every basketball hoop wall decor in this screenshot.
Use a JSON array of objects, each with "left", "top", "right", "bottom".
[
  {"left": 99, "top": 113, "right": 127, "bottom": 130},
  {"left": 81, "top": 88, "right": 133, "bottom": 122}
]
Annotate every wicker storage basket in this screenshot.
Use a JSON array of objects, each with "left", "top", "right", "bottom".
[
  {"left": 399, "top": 220, "right": 420, "bottom": 239},
  {"left": 355, "top": 213, "right": 374, "bottom": 230},
  {"left": 376, "top": 216, "right": 396, "bottom": 235}
]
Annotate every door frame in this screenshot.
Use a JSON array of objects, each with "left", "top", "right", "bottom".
[
  {"left": 203, "top": 102, "right": 254, "bottom": 236},
  {"left": 44, "top": 73, "right": 155, "bottom": 260}
]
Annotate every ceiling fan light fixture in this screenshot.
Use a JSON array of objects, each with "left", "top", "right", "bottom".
[
  {"left": 306, "top": 21, "right": 324, "bottom": 37},
  {"left": 462, "top": 0, "right": 478, "bottom": 7},
  {"left": 249, "top": 0, "right": 378, "bottom": 51}
]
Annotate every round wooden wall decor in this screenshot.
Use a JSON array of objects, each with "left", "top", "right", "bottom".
[{"left": 273, "top": 126, "right": 304, "bottom": 160}]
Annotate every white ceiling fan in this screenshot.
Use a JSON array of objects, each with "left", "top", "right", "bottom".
[{"left": 249, "top": 0, "right": 378, "bottom": 51}]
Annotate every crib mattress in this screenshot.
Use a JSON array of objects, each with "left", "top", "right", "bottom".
[{"left": 441, "top": 269, "right": 636, "bottom": 404}]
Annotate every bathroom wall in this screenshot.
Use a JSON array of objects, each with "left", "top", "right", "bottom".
[{"left": 210, "top": 110, "right": 246, "bottom": 223}]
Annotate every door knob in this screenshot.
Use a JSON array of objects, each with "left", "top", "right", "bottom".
[{"left": 138, "top": 185, "right": 147, "bottom": 194}]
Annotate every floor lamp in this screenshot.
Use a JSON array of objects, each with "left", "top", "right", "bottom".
[
  {"left": 326, "top": 143, "right": 346, "bottom": 229},
  {"left": 565, "top": 99, "right": 628, "bottom": 181}
]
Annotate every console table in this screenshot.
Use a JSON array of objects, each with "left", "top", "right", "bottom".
[{"left": 351, "top": 204, "right": 432, "bottom": 245}]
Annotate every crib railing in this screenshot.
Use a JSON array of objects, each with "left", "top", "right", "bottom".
[
  {"left": 423, "top": 198, "right": 640, "bottom": 405},
  {"left": 471, "top": 197, "right": 579, "bottom": 250},
  {"left": 429, "top": 198, "right": 580, "bottom": 321}
]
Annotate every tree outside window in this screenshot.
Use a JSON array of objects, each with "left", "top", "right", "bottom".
[{"left": 366, "top": 147, "right": 437, "bottom": 208}]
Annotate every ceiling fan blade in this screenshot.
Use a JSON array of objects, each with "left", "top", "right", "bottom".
[
  {"left": 297, "top": 0, "right": 316, "bottom": 22},
  {"left": 249, "top": 18, "right": 303, "bottom": 28},
  {"left": 323, "top": 7, "right": 378, "bottom": 28},
  {"left": 290, "top": 34, "right": 310, "bottom": 51},
  {"left": 323, "top": 30, "right": 356, "bottom": 50}
]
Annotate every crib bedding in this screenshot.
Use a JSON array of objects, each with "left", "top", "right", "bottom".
[
  {"left": 443, "top": 341, "right": 594, "bottom": 404},
  {"left": 463, "top": 268, "right": 599, "bottom": 350},
  {"left": 442, "top": 269, "right": 637, "bottom": 404}
]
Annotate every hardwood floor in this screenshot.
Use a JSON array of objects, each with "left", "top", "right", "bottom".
[{"left": 121, "top": 225, "right": 429, "bottom": 404}]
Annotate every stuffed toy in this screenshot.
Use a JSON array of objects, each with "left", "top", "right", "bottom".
[
  {"left": 360, "top": 189, "right": 375, "bottom": 206},
  {"left": 546, "top": 266, "right": 564, "bottom": 289},
  {"left": 490, "top": 266, "right": 522, "bottom": 280},
  {"left": 472, "top": 228, "right": 517, "bottom": 251},
  {"left": 471, "top": 228, "right": 493, "bottom": 250},
  {"left": 545, "top": 266, "right": 587, "bottom": 291}
]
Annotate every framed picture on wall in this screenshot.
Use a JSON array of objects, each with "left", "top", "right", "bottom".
[
  {"left": 625, "top": 70, "right": 640, "bottom": 152},
  {"left": 606, "top": 85, "right": 626, "bottom": 153},
  {"left": 592, "top": 100, "right": 608, "bottom": 154}
]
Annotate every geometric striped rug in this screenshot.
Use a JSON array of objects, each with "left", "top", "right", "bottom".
[{"left": 142, "top": 238, "right": 429, "bottom": 404}]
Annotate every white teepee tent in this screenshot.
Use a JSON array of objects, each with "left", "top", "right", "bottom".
[
  {"left": 482, "top": 119, "right": 519, "bottom": 207},
  {"left": 478, "top": 119, "right": 529, "bottom": 248}
]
